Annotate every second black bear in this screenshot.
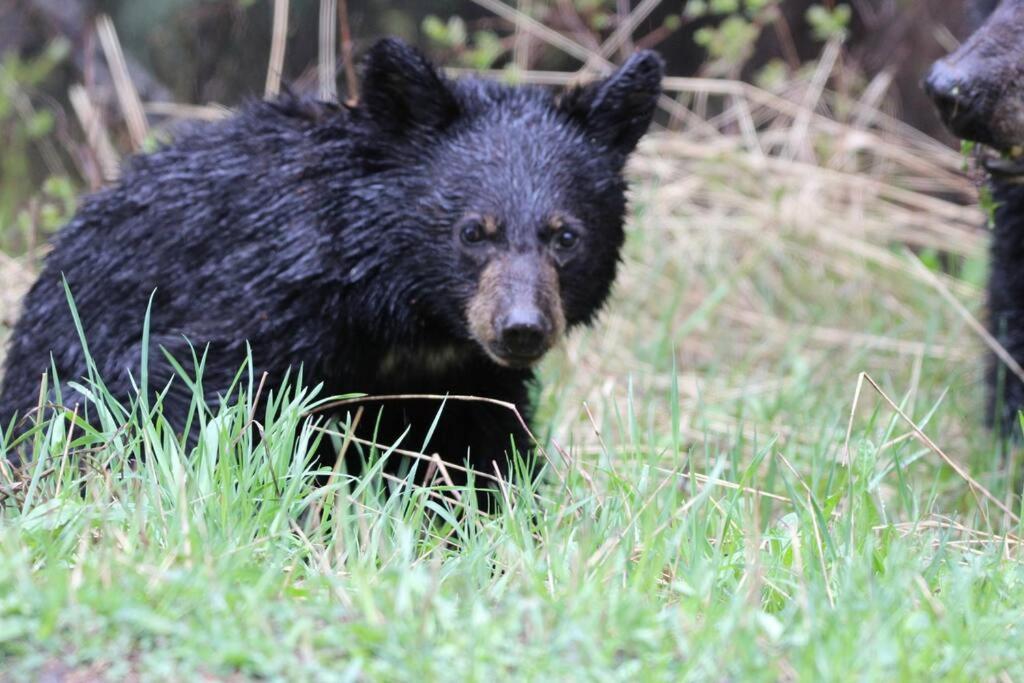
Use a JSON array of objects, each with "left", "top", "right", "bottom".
[
  {"left": 924, "top": 0, "right": 1024, "bottom": 433},
  {"left": 0, "top": 39, "right": 663, "bottom": 490}
]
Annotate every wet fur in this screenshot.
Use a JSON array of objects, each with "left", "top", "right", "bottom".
[
  {"left": 0, "top": 39, "right": 662, "bottom": 490},
  {"left": 985, "top": 179, "right": 1024, "bottom": 433}
]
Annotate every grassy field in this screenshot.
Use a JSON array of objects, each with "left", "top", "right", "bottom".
[{"left": 2, "top": 73, "right": 1024, "bottom": 680}]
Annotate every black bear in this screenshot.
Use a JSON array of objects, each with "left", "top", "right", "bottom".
[
  {"left": 924, "top": 0, "right": 1024, "bottom": 434},
  {"left": 0, "top": 38, "right": 663, "bottom": 491}
]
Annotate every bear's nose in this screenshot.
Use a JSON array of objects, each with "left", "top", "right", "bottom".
[
  {"left": 498, "top": 308, "right": 549, "bottom": 359},
  {"left": 924, "top": 60, "right": 988, "bottom": 142}
]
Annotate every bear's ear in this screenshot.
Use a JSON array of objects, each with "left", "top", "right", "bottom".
[
  {"left": 559, "top": 51, "right": 663, "bottom": 157},
  {"left": 359, "top": 38, "right": 459, "bottom": 133}
]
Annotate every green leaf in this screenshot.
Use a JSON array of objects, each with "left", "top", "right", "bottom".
[
  {"left": 25, "top": 110, "right": 54, "bottom": 139},
  {"left": 806, "top": 3, "right": 852, "bottom": 42},
  {"left": 685, "top": 0, "right": 709, "bottom": 17},
  {"left": 710, "top": 0, "right": 741, "bottom": 14}
]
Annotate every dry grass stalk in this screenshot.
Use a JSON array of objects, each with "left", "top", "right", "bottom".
[
  {"left": 337, "top": 0, "right": 358, "bottom": 104},
  {"left": 600, "top": 0, "right": 661, "bottom": 60},
  {"left": 310, "top": 392, "right": 567, "bottom": 489},
  {"left": 142, "top": 101, "right": 231, "bottom": 122},
  {"left": 96, "top": 14, "right": 148, "bottom": 150},
  {"left": 513, "top": 0, "right": 533, "bottom": 71},
  {"left": 318, "top": 0, "right": 338, "bottom": 102},
  {"left": 265, "top": 0, "right": 290, "bottom": 99},
  {"left": 784, "top": 37, "right": 842, "bottom": 161},
  {"left": 905, "top": 249, "right": 1024, "bottom": 386},
  {"left": 653, "top": 465, "right": 791, "bottom": 503},
  {"left": 69, "top": 84, "right": 120, "bottom": 184},
  {"left": 468, "top": 0, "right": 693, "bottom": 123},
  {"left": 470, "top": 0, "right": 593, "bottom": 63},
  {"left": 854, "top": 373, "right": 1019, "bottom": 524}
]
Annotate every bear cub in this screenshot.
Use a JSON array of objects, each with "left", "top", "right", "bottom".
[{"left": 0, "top": 38, "right": 663, "bottom": 492}]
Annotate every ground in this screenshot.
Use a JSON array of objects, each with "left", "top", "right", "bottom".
[{"left": 1, "top": 75, "right": 1023, "bottom": 681}]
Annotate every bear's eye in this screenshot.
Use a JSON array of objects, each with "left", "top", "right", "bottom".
[
  {"left": 554, "top": 228, "right": 580, "bottom": 250},
  {"left": 460, "top": 221, "right": 486, "bottom": 245}
]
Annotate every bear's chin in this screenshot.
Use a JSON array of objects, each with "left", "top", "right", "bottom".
[{"left": 479, "top": 345, "right": 549, "bottom": 370}]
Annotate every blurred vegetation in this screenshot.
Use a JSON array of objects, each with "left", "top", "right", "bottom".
[
  {"left": 421, "top": 0, "right": 852, "bottom": 76},
  {"left": 0, "top": 40, "right": 77, "bottom": 255},
  {"left": 0, "top": 0, "right": 963, "bottom": 260}
]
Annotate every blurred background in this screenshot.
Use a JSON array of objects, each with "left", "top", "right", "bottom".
[{"left": 0, "top": 1, "right": 976, "bottom": 258}]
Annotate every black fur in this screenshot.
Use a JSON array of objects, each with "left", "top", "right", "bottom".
[
  {"left": 985, "top": 179, "right": 1024, "bottom": 433},
  {"left": 0, "top": 39, "right": 663, "bottom": 490},
  {"left": 925, "top": 1, "right": 1024, "bottom": 434}
]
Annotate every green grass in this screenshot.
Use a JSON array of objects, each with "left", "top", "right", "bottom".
[
  {"left": 2, "top": 136, "right": 1023, "bottom": 680},
  {"left": 4, "top": 356, "right": 1022, "bottom": 682}
]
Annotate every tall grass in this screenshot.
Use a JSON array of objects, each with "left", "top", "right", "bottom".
[{"left": 1, "top": 279, "right": 1023, "bottom": 679}]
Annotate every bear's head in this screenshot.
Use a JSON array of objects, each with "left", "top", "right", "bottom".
[
  {"left": 358, "top": 38, "right": 663, "bottom": 369},
  {"left": 924, "top": 0, "right": 1024, "bottom": 161}
]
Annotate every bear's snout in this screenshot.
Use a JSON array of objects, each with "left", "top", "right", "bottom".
[
  {"left": 923, "top": 60, "right": 985, "bottom": 143},
  {"left": 496, "top": 306, "right": 550, "bottom": 362},
  {"left": 923, "top": 0, "right": 1024, "bottom": 152},
  {"left": 467, "top": 255, "right": 566, "bottom": 368}
]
